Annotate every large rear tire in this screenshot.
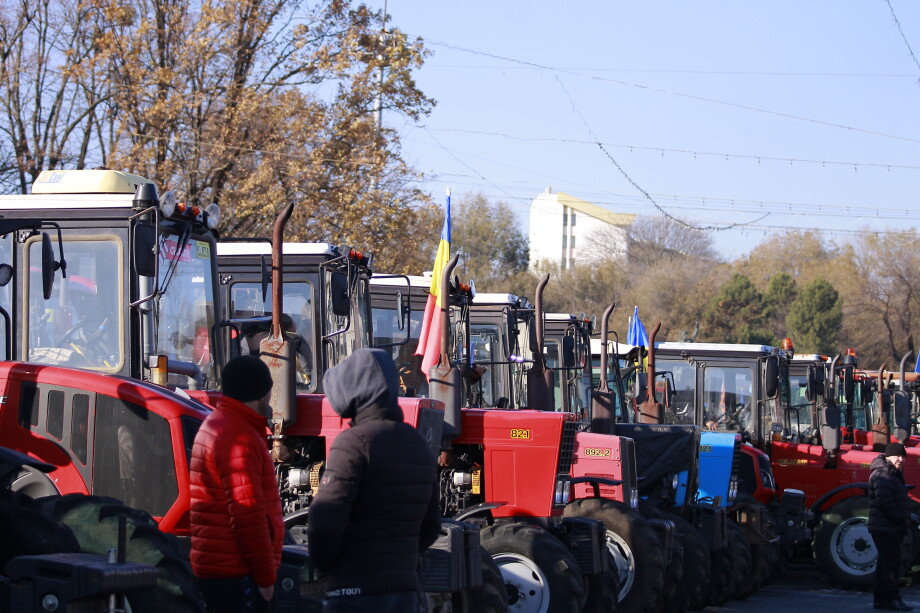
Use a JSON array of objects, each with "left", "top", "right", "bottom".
[
  {"left": 705, "top": 542, "right": 733, "bottom": 606},
  {"left": 449, "top": 545, "right": 509, "bottom": 613},
  {"left": 0, "top": 492, "right": 79, "bottom": 567},
  {"left": 659, "top": 511, "right": 709, "bottom": 611},
  {"left": 813, "top": 495, "right": 875, "bottom": 590},
  {"left": 36, "top": 494, "right": 203, "bottom": 613},
  {"left": 725, "top": 519, "right": 752, "bottom": 600},
  {"left": 565, "top": 498, "right": 665, "bottom": 613},
  {"left": 480, "top": 521, "right": 584, "bottom": 613}
]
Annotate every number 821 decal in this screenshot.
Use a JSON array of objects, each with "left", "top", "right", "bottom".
[{"left": 510, "top": 428, "right": 531, "bottom": 439}]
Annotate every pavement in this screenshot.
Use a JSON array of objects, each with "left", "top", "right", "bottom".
[{"left": 707, "top": 562, "right": 920, "bottom": 613}]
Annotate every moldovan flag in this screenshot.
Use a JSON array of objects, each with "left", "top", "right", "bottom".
[{"left": 415, "top": 188, "right": 451, "bottom": 377}]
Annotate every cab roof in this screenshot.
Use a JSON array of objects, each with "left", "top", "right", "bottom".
[
  {"left": 0, "top": 169, "right": 155, "bottom": 209},
  {"left": 216, "top": 242, "right": 335, "bottom": 256}
]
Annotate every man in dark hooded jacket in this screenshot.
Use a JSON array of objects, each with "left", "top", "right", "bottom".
[
  {"left": 308, "top": 348, "right": 441, "bottom": 612},
  {"left": 869, "top": 442, "right": 913, "bottom": 611}
]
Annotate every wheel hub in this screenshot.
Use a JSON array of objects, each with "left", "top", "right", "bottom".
[
  {"left": 493, "top": 553, "right": 550, "bottom": 613},
  {"left": 832, "top": 517, "right": 876, "bottom": 573},
  {"left": 604, "top": 529, "right": 635, "bottom": 602}
]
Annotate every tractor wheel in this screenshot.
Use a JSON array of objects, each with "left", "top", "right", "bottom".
[
  {"left": 725, "top": 519, "right": 753, "bottom": 600},
  {"left": 660, "top": 511, "right": 710, "bottom": 612},
  {"left": 36, "top": 494, "right": 203, "bottom": 613},
  {"left": 450, "top": 546, "right": 510, "bottom": 613},
  {"left": 583, "top": 564, "right": 620, "bottom": 613},
  {"left": 813, "top": 495, "right": 876, "bottom": 590},
  {"left": 0, "top": 492, "right": 79, "bottom": 567},
  {"left": 637, "top": 503, "right": 686, "bottom": 613},
  {"left": 480, "top": 521, "right": 584, "bottom": 613},
  {"left": 564, "top": 498, "right": 665, "bottom": 613},
  {"left": 705, "top": 542, "right": 733, "bottom": 606}
]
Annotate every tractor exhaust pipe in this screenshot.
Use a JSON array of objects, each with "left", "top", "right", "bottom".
[
  {"left": 527, "top": 274, "right": 554, "bottom": 411},
  {"left": 637, "top": 322, "right": 664, "bottom": 423},
  {"left": 260, "top": 203, "right": 297, "bottom": 461},
  {"left": 591, "top": 302, "right": 617, "bottom": 434},
  {"left": 871, "top": 362, "right": 890, "bottom": 451}
]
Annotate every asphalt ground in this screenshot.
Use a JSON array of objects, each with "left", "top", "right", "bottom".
[{"left": 707, "top": 561, "right": 920, "bottom": 613}]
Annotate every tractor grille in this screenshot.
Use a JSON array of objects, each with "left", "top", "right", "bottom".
[{"left": 557, "top": 421, "right": 579, "bottom": 474}]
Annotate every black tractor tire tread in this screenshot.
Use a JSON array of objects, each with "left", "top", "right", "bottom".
[
  {"left": 0, "top": 494, "right": 80, "bottom": 567},
  {"left": 659, "top": 510, "right": 710, "bottom": 612},
  {"left": 455, "top": 546, "right": 509, "bottom": 613},
  {"left": 813, "top": 495, "right": 875, "bottom": 590},
  {"left": 36, "top": 493, "right": 203, "bottom": 613},
  {"left": 725, "top": 519, "right": 753, "bottom": 601},
  {"left": 480, "top": 521, "right": 584, "bottom": 613},
  {"left": 706, "top": 543, "right": 733, "bottom": 606},
  {"left": 583, "top": 563, "right": 620, "bottom": 613},
  {"left": 565, "top": 498, "right": 665, "bottom": 613}
]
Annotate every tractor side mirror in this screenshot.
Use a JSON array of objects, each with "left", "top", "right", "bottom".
[
  {"left": 133, "top": 223, "right": 157, "bottom": 277},
  {"left": 395, "top": 291, "right": 406, "bottom": 331},
  {"left": 0, "top": 263, "right": 13, "bottom": 287},
  {"left": 842, "top": 365, "right": 855, "bottom": 404},
  {"left": 893, "top": 390, "right": 911, "bottom": 443},
  {"left": 562, "top": 336, "right": 576, "bottom": 368},
  {"left": 330, "top": 271, "right": 350, "bottom": 317},
  {"left": 41, "top": 232, "right": 56, "bottom": 300},
  {"left": 763, "top": 356, "right": 779, "bottom": 399},
  {"left": 804, "top": 365, "right": 817, "bottom": 403}
]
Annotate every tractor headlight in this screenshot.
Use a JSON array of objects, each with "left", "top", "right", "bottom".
[
  {"left": 728, "top": 477, "right": 738, "bottom": 506},
  {"left": 554, "top": 477, "right": 571, "bottom": 505},
  {"left": 630, "top": 487, "right": 639, "bottom": 510},
  {"left": 205, "top": 202, "right": 221, "bottom": 229}
]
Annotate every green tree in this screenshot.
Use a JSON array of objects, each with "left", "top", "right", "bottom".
[
  {"left": 702, "top": 273, "right": 770, "bottom": 344},
  {"left": 786, "top": 278, "right": 842, "bottom": 354},
  {"left": 452, "top": 192, "right": 529, "bottom": 289},
  {"left": 763, "top": 272, "right": 797, "bottom": 343}
]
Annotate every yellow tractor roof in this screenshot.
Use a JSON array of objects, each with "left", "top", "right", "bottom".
[{"left": 31, "top": 169, "right": 155, "bottom": 195}]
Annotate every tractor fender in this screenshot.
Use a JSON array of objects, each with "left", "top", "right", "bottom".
[
  {"left": 810, "top": 482, "right": 869, "bottom": 516},
  {"left": 570, "top": 475, "right": 623, "bottom": 499},
  {"left": 453, "top": 502, "right": 506, "bottom": 523},
  {"left": 283, "top": 507, "right": 310, "bottom": 529}
]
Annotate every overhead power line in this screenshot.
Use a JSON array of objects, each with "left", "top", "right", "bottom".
[
  {"left": 426, "top": 40, "right": 920, "bottom": 145},
  {"left": 883, "top": 0, "right": 920, "bottom": 77},
  {"left": 421, "top": 127, "right": 920, "bottom": 172}
]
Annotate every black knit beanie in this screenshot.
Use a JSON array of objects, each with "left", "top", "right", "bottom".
[
  {"left": 885, "top": 442, "right": 907, "bottom": 457},
  {"left": 222, "top": 355, "right": 273, "bottom": 402}
]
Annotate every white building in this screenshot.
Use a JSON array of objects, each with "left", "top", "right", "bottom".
[{"left": 528, "top": 187, "right": 635, "bottom": 270}]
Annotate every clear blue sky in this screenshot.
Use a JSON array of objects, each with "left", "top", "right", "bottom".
[{"left": 367, "top": 1, "right": 920, "bottom": 260}]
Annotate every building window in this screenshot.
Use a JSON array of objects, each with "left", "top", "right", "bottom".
[
  {"left": 562, "top": 235, "right": 567, "bottom": 248},
  {"left": 570, "top": 236, "right": 576, "bottom": 249},
  {"left": 571, "top": 213, "right": 576, "bottom": 227},
  {"left": 563, "top": 211, "right": 568, "bottom": 227}
]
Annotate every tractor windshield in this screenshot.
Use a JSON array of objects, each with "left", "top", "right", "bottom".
[
  {"left": 227, "top": 280, "right": 316, "bottom": 390},
  {"left": 27, "top": 236, "right": 123, "bottom": 371},
  {"left": 153, "top": 233, "right": 218, "bottom": 388}
]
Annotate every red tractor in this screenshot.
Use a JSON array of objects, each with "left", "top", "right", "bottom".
[{"left": 372, "top": 268, "right": 670, "bottom": 613}]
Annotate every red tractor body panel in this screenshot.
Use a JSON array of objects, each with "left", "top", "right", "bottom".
[
  {"left": 571, "top": 431, "right": 630, "bottom": 502},
  {"left": 740, "top": 444, "right": 778, "bottom": 507},
  {"left": 455, "top": 408, "right": 568, "bottom": 519},
  {"left": 770, "top": 441, "right": 887, "bottom": 507},
  {"left": 0, "top": 361, "right": 210, "bottom": 536}
]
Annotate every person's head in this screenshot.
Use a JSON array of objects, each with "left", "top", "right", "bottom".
[
  {"left": 885, "top": 442, "right": 907, "bottom": 470},
  {"left": 323, "top": 348, "right": 401, "bottom": 423},
  {"left": 222, "top": 355, "right": 273, "bottom": 417}
]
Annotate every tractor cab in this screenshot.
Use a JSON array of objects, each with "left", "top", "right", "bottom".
[
  {"left": 0, "top": 169, "right": 222, "bottom": 389},
  {"left": 368, "top": 274, "right": 428, "bottom": 397},
  {"left": 215, "top": 241, "right": 379, "bottom": 392},
  {"left": 543, "top": 313, "right": 595, "bottom": 419}
]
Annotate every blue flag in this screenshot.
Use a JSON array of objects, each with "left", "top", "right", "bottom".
[
  {"left": 914, "top": 351, "right": 920, "bottom": 374},
  {"left": 628, "top": 306, "right": 649, "bottom": 347}
]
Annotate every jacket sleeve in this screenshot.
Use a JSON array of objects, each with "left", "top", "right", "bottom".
[
  {"left": 216, "top": 434, "right": 278, "bottom": 588},
  {"left": 419, "top": 479, "right": 442, "bottom": 552},
  {"left": 307, "top": 431, "right": 366, "bottom": 571}
]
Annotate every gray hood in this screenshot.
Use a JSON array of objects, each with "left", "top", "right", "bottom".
[{"left": 323, "top": 348, "right": 403, "bottom": 423}]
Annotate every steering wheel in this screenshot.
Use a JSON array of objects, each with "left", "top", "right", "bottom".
[{"left": 61, "top": 313, "right": 114, "bottom": 365}]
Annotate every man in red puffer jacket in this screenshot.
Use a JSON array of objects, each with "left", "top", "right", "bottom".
[{"left": 190, "top": 355, "right": 284, "bottom": 612}]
